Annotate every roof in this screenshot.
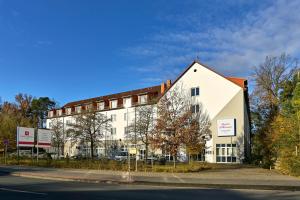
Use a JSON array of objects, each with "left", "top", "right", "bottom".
[
  {"left": 52, "top": 60, "right": 247, "bottom": 111},
  {"left": 167, "top": 60, "right": 247, "bottom": 91},
  {"left": 226, "top": 77, "right": 247, "bottom": 89},
  {"left": 63, "top": 85, "right": 161, "bottom": 108}
]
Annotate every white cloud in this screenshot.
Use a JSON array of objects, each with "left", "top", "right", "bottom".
[{"left": 125, "top": 0, "right": 300, "bottom": 83}]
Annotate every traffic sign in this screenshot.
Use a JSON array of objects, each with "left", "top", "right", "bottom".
[{"left": 3, "top": 139, "right": 9, "bottom": 145}]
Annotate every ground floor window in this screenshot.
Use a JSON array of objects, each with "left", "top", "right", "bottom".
[{"left": 216, "top": 144, "right": 237, "bottom": 163}]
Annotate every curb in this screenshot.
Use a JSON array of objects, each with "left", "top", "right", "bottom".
[{"left": 10, "top": 172, "right": 300, "bottom": 191}]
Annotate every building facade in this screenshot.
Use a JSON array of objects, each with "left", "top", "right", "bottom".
[{"left": 46, "top": 61, "right": 250, "bottom": 163}]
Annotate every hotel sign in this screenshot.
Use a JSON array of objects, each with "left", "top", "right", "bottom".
[
  {"left": 37, "top": 129, "right": 52, "bottom": 148},
  {"left": 17, "top": 127, "right": 35, "bottom": 147},
  {"left": 217, "top": 119, "right": 236, "bottom": 137}
]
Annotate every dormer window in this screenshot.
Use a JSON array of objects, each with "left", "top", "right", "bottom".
[
  {"left": 57, "top": 109, "right": 62, "bottom": 116},
  {"left": 75, "top": 106, "right": 82, "bottom": 114},
  {"left": 123, "top": 97, "right": 131, "bottom": 108},
  {"left": 66, "top": 107, "right": 72, "bottom": 115},
  {"left": 86, "top": 104, "right": 93, "bottom": 111},
  {"left": 110, "top": 100, "right": 117, "bottom": 109},
  {"left": 97, "top": 102, "right": 105, "bottom": 110},
  {"left": 139, "top": 94, "right": 148, "bottom": 104},
  {"left": 48, "top": 111, "right": 53, "bottom": 118}
]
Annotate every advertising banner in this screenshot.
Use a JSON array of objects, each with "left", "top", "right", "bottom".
[
  {"left": 217, "top": 119, "right": 236, "bottom": 137},
  {"left": 37, "top": 129, "right": 52, "bottom": 148},
  {"left": 17, "top": 127, "right": 35, "bottom": 147}
]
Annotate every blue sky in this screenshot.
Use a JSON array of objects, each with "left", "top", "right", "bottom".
[{"left": 0, "top": 0, "right": 299, "bottom": 106}]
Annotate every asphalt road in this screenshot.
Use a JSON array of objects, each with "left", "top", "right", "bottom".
[{"left": 0, "top": 171, "right": 300, "bottom": 200}]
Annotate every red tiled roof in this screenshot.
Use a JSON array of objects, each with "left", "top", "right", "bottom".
[
  {"left": 63, "top": 85, "right": 161, "bottom": 108},
  {"left": 226, "top": 77, "right": 247, "bottom": 89}
]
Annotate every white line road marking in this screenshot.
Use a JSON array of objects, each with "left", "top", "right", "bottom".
[{"left": 0, "top": 187, "right": 47, "bottom": 195}]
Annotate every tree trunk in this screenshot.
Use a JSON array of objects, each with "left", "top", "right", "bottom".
[
  {"left": 90, "top": 136, "right": 94, "bottom": 159},
  {"left": 145, "top": 141, "right": 149, "bottom": 162},
  {"left": 57, "top": 141, "right": 60, "bottom": 160},
  {"left": 173, "top": 153, "right": 176, "bottom": 168}
]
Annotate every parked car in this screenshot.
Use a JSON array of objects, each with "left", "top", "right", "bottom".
[
  {"left": 145, "top": 156, "right": 158, "bottom": 164},
  {"left": 114, "top": 152, "right": 128, "bottom": 161}
]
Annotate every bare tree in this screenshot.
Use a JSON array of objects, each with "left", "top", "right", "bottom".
[
  {"left": 253, "top": 53, "right": 298, "bottom": 118},
  {"left": 50, "top": 118, "right": 65, "bottom": 158},
  {"left": 128, "top": 102, "right": 156, "bottom": 161},
  {"left": 252, "top": 53, "right": 298, "bottom": 166},
  {"left": 67, "top": 110, "right": 111, "bottom": 158},
  {"left": 151, "top": 84, "right": 211, "bottom": 168}
]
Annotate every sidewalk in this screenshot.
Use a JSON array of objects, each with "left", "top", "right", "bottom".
[{"left": 1, "top": 165, "right": 300, "bottom": 190}]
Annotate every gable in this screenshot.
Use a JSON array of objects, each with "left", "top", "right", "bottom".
[{"left": 165, "top": 61, "right": 244, "bottom": 119}]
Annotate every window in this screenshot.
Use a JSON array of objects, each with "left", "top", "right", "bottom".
[
  {"left": 191, "top": 87, "right": 200, "bottom": 96},
  {"left": 124, "top": 126, "right": 129, "bottom": 135},
  {"left": 97, "top": 102, "right": 105, "bottom": 110},
  {"left": 66, "top": 120, "right": 71, "bottom": 125},
  {"left": 48, "top": 111, "right": 53, "bottom": 118},
  {"left": 111, "top": 127, "right": 116, "bottom": 135},
  {"left": 191, "top": 104, "right": 200, "bottom": 113},
  {"left": 66, "top": 108, "right": 72, "bottom": 115},
  {"left": 75, "top": 106, "right": 81, "bottom": 113},
  {"left": 49, "top": 122, "right": 52, "bottom": 129},
  {"left": 110, "top": 100, "right": 117, "bottom": 109},
  {"left": 111, "top": 114, "right": 116, "bottom": 122},
  {"left": 124, "top": 113, "right": 127, "bottom": 121},
  {"left": 139, "top": 95, "right": 148, "bottom": 104},
  {"left": 216, "top": 144, "right": 237, "bottom": 163},
  {"left": 123, "top": 97, "right": 131, "bottom": 108},
  {"left": 86, "top": 104, "right": 93, "bottom": 111},
  {"left": 57, "top": 110, "right": 62, "bottom": 116}
]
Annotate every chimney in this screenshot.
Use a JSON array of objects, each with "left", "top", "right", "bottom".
[
  {"left": 160, "top": 82, "right": 166, "bottom": 94},
  {"left": 166, "top": 80, "right": 172, "bottom": 89}
]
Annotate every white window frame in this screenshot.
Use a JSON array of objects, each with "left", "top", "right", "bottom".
[
  {"left": 191, "top": 87, "right": 200, "bottom": 97},
  {"left": 139, "top": 95, "right": 148, "bottom": 104},
  {"left": 86, "top": 104, "right": 93, "bottom": 111},
  {"left": 58, "top": 109, "right": 63, "bottom": 116},
  {"left": 48, "top": 111, "right": 53, "bottom": 118},
  {"left": 75, "top": 106, "right": 81, "bottom": 114},
  {"left": 191, "top": 104, "right": 200, "bottom": 113},
  {"left": 66, "top": 108, "right": 72, "bottom": 115},
  {"left": 111, "top": 127, "right": 116, "bottom": 135},
  {"left": 111, "top": 114, "right": 117, "bottom": 122},
  {"left": 110, "top": 100, "right": 118, "bottom": 109},
  {"left": 97, "top": 102, "right": 105, "bottom": 110},
  {"left": 123, "top": 97, "right": 131, "bottom": 108}
]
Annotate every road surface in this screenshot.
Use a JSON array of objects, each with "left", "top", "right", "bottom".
[{"left": 0, "top": 171, "right": 299, "bottom": 200}]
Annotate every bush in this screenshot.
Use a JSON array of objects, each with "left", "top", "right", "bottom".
[{"left": 0, "top": 156, "right": 254, "bottom": 173}]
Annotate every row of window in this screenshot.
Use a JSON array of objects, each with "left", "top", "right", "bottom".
[
  {"left": 50, "top": 86, "right": 200, "bottom": 118},
  {"left": 48, "top": 95, "right": 148, "bottom": 117}
]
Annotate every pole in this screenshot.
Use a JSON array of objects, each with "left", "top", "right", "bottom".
[
  {"left": 37, "top": 129, "right": 39, "bottom": 163},
  {"left": 231, "top": 136, "right": 233, "bottom": 163},
  {"left": 134, "top": 107, "right": 137, "bottom": 172},
  {"left": 17, "top": 127, "right": 19, "bottom": 165},
  {"left": 127, "top": 107, "right": 131, "bottom": 181},
  {"left": 105, "top": 112, "right": 107, "bottom": 157},
  {"left": 4, "top": 144, "right": 7, "bottom": 165}
]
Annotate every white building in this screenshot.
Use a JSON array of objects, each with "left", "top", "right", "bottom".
[{"left": 46, "top": 61, "right": 250, "bottom": 163}]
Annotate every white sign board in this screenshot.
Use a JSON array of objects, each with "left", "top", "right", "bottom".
[
  {"left": 17, "top": 127, "right": 35, "bottom": 147},
  {"left": 217, "top": 119, "right": 236, "bottom": 137},
  {"left": 37, "top": 129, "right": 52, "bottom": 148}
]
